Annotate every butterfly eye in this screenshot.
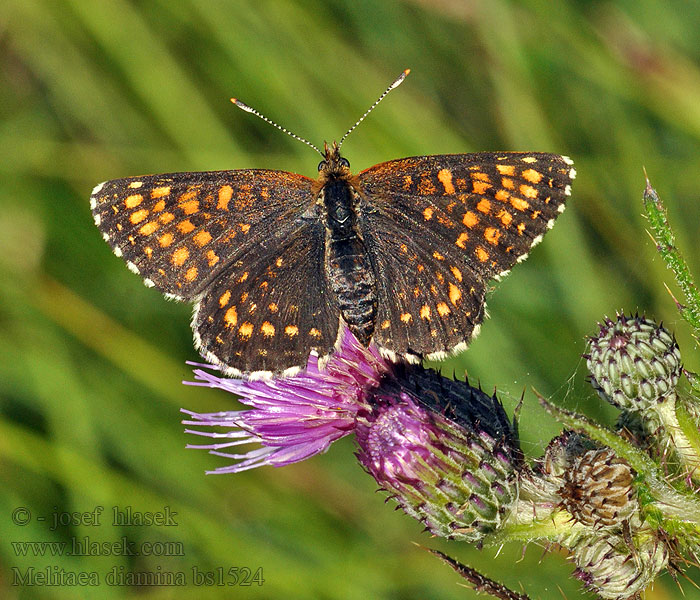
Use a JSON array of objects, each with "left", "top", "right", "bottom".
[
  {"left": 317, "top": 160, "right": 328, "bottom": 172},
  {"left": 339, "top": 157, "right": 350, "bottom": 168}
]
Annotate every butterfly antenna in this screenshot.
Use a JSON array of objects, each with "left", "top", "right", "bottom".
[
  {"left": 231, "top": 98, "right": 324, "bottom": 157},
  {"left": 338, "top": 68, "right": 410, "bottom": 149}
]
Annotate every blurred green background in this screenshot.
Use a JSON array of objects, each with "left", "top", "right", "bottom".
[{"left": 2, "top": 0, "right": 700, "bottom": 598}]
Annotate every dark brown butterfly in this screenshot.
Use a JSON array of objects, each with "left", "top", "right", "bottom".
[{"left": 91, "top": 70, "right": 575, "bottom": 377}]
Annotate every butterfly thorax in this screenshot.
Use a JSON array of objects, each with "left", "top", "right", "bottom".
[{"left": 317, "top": 142, "right": 377, "bottom": 346}]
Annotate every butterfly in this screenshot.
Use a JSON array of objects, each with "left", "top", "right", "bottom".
[{"left": 90, "top": 70, "right": 575, "bottom": 377}]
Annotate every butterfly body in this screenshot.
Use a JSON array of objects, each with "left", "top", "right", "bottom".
[
  {"left": 318, "top": 142, "right": 377, "bottom": 346},
  {"left": 91, "top": 146, "right": 575, "bottom": 377}
]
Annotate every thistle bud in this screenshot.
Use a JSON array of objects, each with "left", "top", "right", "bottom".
[
  {"left": 355, "top": 364, "right": 520, "bottom": 543},
  {"left": 587, "top": 314, "right": 681, "bottom": 411},
  {"left": 560, "top": 448, "right": 638, "bottom": 528},
  {"left": 569, "top": 533, "right": 668, "bottom": 600}
]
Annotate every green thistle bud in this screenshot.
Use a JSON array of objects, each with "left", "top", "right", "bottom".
[
  {"left": 569, "top": 533, "right": 668, "bottom": 600},
  {"left": 586, "top": 314, "right": 681, "bottom": 411},
  {"left": 560, "top": 447, "right": 638, "bottom": 529},
  {"left": 355, "top": 364, "right": 520, "bottom": 543}
]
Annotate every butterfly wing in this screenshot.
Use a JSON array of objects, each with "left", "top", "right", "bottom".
[
  {"left": 192, "top": 215, "right": 341, "bottom": 376},
  {"left": 91, "top": 170, "right": 340, "bottom": 375},
  {"left": 357, "top": 152, "right": 575, "bottom": 360},
  {"left": 90, "top": 170, "right": 315, "bottom": 300}
]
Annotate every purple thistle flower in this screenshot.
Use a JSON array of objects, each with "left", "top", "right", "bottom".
[
  {"left": 355, "top": 365, "right": 521, "bottom": 542},
  {"left": 182, "top": 328, "right": 389, "bottom": 473},
  {"left": 183, "top": 327, "right": 521, "bottom": 544}
]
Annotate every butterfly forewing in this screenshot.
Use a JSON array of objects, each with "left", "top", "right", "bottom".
[
  {"left": 358, "top": 152, "right": 575, "bottom": 359},
  {"left": 91, "top": 170, "right": 314, "bottom": 300},
  {"left": 192, "top": 217, "right": 340, "bottom": 375}
]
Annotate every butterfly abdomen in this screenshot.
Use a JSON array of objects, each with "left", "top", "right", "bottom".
[{"left": 321, "top": 178, "right": 376, "bottom": 346}]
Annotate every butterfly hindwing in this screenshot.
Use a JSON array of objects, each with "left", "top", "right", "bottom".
[
  {"left": 192, "top": 216, "right": 341, "bottom": 376},
  {"left": 358, "top": 152, "right": 575, "bottom": 359},
  {"left": 90, "top": 170, "right": 314, "bottom": 300}
]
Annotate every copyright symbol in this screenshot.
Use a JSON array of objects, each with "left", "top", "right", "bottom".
[{"left": 12, "top": 507, "right": 31, "bottom": 526}]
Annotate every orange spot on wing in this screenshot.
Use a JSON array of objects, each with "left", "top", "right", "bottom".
[
  {"left": 501, "top": 178, "right": 514, "bottom": 190},
  {"left": 219, "top": 290, "right": 231, "bottom": 308},
  {"left": 497, "top": 165, "right": 515, "bottom": 176},
  {"left": 432, "top": 251, "right": 445, "bottom": 260},
  {"left": 224, "top": 306, "right": 237, "bottom": 325},
  {"left": 472, "top": 180, "right": 491, "bottom": 195},
  {"left": 418, "top": 176, "right": 437, "bottom": 195},
  {"left": 285, "top": 325, "right": 299, "bottom": 337},
  {"left": 420, "top": 305, "right": 431, "bottom": 320},
  {"left": 130, "top": 209, "right": 148, "bottom": 224},
  {"left": 475, "top": 246, "right": 489, "bottom": 262},
  {"left": 484, "top": 227, "right": 501, "bottom": 245},
  {"left": 185, "top": 266, "right": 198, "bottom": 282},
  {"left": 495, "top": 189, "right": 510, "bottom": 202},
  {"left": 450, "top": 266, "right": 463, "bottom": 281},
  {"left": 519, "top": 184, "right": 538, "bottom": 199},
  {"left": 159, "top": 212, "right": 174, "bottom": 224},
  {"left": 449, "top": 283, "right": 462, "bottom": 305},
  {"left": 177, "top": 220, "right": 195, "bottom": 234},
  {"left": 498, "top": 210, "right": 513, "bottom": 226},
  {"left": 159, "top": 232, "right": 174, "bottom": 247},
  {"left": 194, "top": 230, "right": 212, "bottom": 246},
  {"left": 128, "top": 181, "right": 143, "bottom": 189},
  {"left": 206, "top": 250, "right": 219, "bottom": 266},
  {"left": 456, "top": 232, "right": 469, "bottom": 248},
  {"left": 240, "top": 224, "right": 251, "bottom": 234},
  {"left": 218, "top": 185, "right": 233, "bottom": 210},
  {"left": 517, "top": 222, "right": 526, "bottom": 235},
  {"left": 309, "top": 328, "right": 321, "bottom": 338},
  {"left": 381, "top": 320, "right": 391, "bottom": 329},
  {"left": 125, "top": 194, "right": 143, "bottom": 208},
  {"left": 437, "top": 302, "right": 450, "bottom": 316},
  {"left": 153, "top": 200, "right": 166, "bottom": 212},
  {"left": 423, "top": 207, "right": 434, "bottom": 220},
  {"left": 522, "top": 168, "right": 543, "bottom": 183},
  {"left": 463, "top": 211, "right": 479, "bottom": 227},
  {"left": 239, "top": 322, "right": 254, "bottom": 339},
  {"left": 476, "top": 199, "right": 491, "bottom": 213},
  {"left": 510, "top": 196, "right": 530, "bottom": 211},
  {"left": 151, "top": 186, "right": 171, "bottom": 199},
  {"left": 400, "top": 313, "right": 412, "bottom": 323},
  {"left": 138, "top": 221, "right": 158, "bottom": 236},
  {"left": 180, "top": 199, "right": 199, "bottom": 215},
  {"left": 472, "top": 172, "right": 490, "bottom": 182},
  {"left": 268, "top": 303, "right": 278, "bottom": 312},
  {"left": 172, "top": 247, "right": 189, "bottom": 266},
  {"left": 437, "top": 168, "right": 455, "bottom": 194},
  {"left": 261, "top": 322, "right": 275, "bottom": 337},
  {"left": 179, "top": 190, "right": 198, "bottom": 202}
]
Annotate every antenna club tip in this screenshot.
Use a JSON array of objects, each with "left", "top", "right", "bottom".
[
  {"left": 231, "top": 98, "right": 255, "bottom": 113},
  {"left": 403, "top": 68, "right": 411, "bottom": 75}
]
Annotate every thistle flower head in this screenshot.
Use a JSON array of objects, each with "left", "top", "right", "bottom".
[
  {"left": 182, "top": 329, "right": 389, "bottom": 473},
  {"left": 355, "top": 364, "right": 520, "bottom": 542}
]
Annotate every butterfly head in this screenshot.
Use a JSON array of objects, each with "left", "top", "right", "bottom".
[{"left": 317, "top": 141, "right": 351, "bottom": 181}]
